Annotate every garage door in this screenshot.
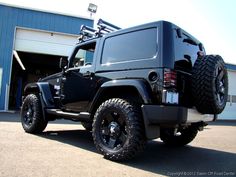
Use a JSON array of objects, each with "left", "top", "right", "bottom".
[
  {"left": 218, "top": 70, "right": 236, "bottom": 120},
  {"left": 14, "top": 28, "right": 78, "bottom": 56}
]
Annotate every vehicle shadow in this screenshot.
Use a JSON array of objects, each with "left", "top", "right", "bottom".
[
  {"left": 41, "top": 129, "right": 96, "bottom": 152},
  {"left": 209, "top": 120, "right": 236, "bottom": 126},
  {"left": 0, "top": 113, "right": 78, "bottom": 124},
  {"left": 0, "top": 112, "right": 20, "bottom": 122},
  {"left": 39, "top": 129, "right": 236, "bottom": 176},
  {"left": 127, "top": 141, "right": 236, "bottom": 175}
]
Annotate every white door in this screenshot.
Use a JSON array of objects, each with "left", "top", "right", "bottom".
[
  {"left": 218, "top": 70, "right": 236, "bottom": 120},
  {"left": 14, "top": 28, "right": 78, "bottom": 56}
]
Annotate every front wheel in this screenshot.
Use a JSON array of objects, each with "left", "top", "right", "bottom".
[
  {"left": 160, "top": 127, "right": 198, "bottom": 146},
  {"left": 21, "top": 94, "right": 48, "bottom": 134},
  {"left": 92, "top": 98, "right": 146, "bottom": 161}
]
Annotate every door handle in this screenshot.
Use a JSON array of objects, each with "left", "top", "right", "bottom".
[{"left": 83, "top": 71, "right": 94, "bottom": 77}]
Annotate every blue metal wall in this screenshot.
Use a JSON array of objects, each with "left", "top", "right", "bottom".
[
  {"left": 226, "top": 63, "right": 236, "bottom": 71},
  {"left": 0, "top": 4, "right": 93, "bottom": 110}
]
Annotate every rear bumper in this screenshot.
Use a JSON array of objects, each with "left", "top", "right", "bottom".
[{"left": 141, "top": 105, "right": 215, "bottom": 125}]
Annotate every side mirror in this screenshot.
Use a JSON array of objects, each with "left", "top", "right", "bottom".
[{"left": 59, "top": 57, "right": 68, "bottom": 70}]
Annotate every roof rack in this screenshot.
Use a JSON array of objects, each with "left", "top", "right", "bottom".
[
  {"left": 79, "top": 25, "right": 97, "bottom": 41},
  {"left": 78, "top": 19, "right": 121, "bottom": 42},
  {"left": 97, "top": 19, "right": 121, "bottom": 36}
]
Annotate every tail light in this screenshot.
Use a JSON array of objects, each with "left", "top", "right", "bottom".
[
  {"left": 162, "top": 69, "right": 178, "bottom": 104},
  {"left": 163, "top": 69, "right": 177, "bottom": 88}
]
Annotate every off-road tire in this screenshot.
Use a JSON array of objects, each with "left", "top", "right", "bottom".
[
  {"left": 21, "top": 94, "right": 48, "bottom": 134},
  {"left": 81, "top": 122, "right": 92, "bottom": 131},
  {"left": 92, "top": 98, "right": 146, "bottom": 161},
  {"left": 192, "top": 55, "right": 228, "bottom": 114},
  {"left": 161, "top": 127, "right": 198, "bottom": 146}
]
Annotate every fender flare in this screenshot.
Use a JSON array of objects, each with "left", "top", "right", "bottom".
[
  {"left": 24, "top": 82, "right": 54, "bottom": 108},
  {"left": 89, "top": 79, "right": 153, "bottom": 112}
]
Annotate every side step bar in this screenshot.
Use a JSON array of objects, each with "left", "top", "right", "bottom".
[{"left": 46, "top": 109, "right": 91, "bottom": 122}]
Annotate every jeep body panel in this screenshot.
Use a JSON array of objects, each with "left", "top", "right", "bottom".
[
  {"left": 24, "top": 20, "right": 203, "bottom": 114},
  {"left": 22, "top": 19, "right": 220, "bottom": 140},
  {"left": 142, "top": 105, "right": 214, "bottom": 139},
  {"left": 20, "top": 19, "right": 228, "bottom": 161},
  {"left": 100, "top": 79, "right": 152, "bottom": 104},
  {"left": 24, "top": 82, "right": 54, "bottom": 108},
  {"left": 88, "top": 79, "right": 153, "bottom": 113}
]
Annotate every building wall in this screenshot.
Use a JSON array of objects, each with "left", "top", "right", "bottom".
[
  {"left": 228, "top": 70, "right": 236, "bottom": 95},
  {"left": 0, "top": 4, "right": 93, "bottom": 110},
  {"left": 218, "top": 69, "right": 236, "bottom": 119}
]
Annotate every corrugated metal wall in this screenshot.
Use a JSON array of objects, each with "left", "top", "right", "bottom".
[
  {"left": 0, "top": 4, "right": 93, "bottom": 110},
  {"left": 219, "top": 68, "right": 236, "bottom": 120}
]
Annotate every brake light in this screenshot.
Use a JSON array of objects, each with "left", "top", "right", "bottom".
[
  {"left": 163, "top": 69, "right": 178, "bottom": 104},
  {"left": 164, "top": 69, "right": 177, "bottom": 88}
]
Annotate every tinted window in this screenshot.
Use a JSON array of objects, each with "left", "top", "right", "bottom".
[
  {"left": 102, "top": 28, "right": 157, "bottom": 64},
  {"left": 174, "top": 33, "right": 200, "bottom": 64},
  {"left": 70, "top": 42, "right": 96, "bottom": 68}
]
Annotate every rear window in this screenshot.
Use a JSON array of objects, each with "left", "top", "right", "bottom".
[
  {"left": 102, "top": 28, "right": 157, "bottom": 64},
  {"left": 174, "top": 32, "right": 200, "bottom": 64}
]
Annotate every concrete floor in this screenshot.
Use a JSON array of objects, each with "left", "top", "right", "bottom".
[{"left": 0, "top": 113, "right": 236, "bottom": 177}]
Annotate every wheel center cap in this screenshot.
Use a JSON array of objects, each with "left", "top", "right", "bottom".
[
  {"left": 110, "top": 126, "right": 116, "bottom": 134},
  {"left": 216, "top": 81, "right": 225, "bottom": 94},
  {"left": 108, "top": 122, "right": 120, "bottom": 138},
  {"left": 220, "top": 86, "right": 225, "bottom": 93}
]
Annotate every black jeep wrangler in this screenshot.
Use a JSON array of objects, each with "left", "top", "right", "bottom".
[{"left": 21, "top": 19, "right": 228, "bottom": 161}]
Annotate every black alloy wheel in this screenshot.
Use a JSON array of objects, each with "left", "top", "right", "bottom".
[
  {"left": 215, "top": 65, "right": 226, "bottom": 106},
  {"left": 92, "top": 98, "right": 146, "bottom": 161},
  {"left": 161, "top": 127, "right": 198, "bottom": 146},
  {"left": 99, "top": 109, "right": 128, "bottom": 150},
  {"left": 22, "top": 101, "right": 34, "bottom": 127},
  {"left": 21, "top": 94, "right": 48, "bottom": 133}
]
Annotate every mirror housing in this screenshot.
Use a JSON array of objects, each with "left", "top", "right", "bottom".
[{"left": 59, "top": 57, "right": 68, "bottom": 70}]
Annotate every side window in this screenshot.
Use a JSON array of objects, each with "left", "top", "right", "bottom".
[
  {"left": 102, "top": 28, "right": 157, "bottom": 64},
  {"left": 70, "top": 42, "right": 96, "bottom": 68}
]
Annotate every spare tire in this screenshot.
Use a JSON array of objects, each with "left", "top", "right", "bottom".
[{"left": 192, "top": 55, "right": 228, "bottom": 114}]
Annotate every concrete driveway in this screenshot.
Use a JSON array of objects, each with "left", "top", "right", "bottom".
[{"left": 0, "top": 113, "right": 235, "bottom": 177}]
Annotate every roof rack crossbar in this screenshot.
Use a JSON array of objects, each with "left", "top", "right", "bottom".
[
  {"left": 80, "top": 25, "right": 96, "bottom": 36},
  {"left": 97, "top": 19, "right": 121, "bottom": 32},
  {"left": 78, "top": 19, "right": 121, "bottom": 42}
]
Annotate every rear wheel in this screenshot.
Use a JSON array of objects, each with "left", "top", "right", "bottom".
[
  {"left": 192, "top": 55, "right": 228, "bottom": 114},
  {"left": 92, "top": 98, "right": 146, "bottom": 161},
  {"left": 21, "top": 94, "right": 48, "bottom": 134},
  {"left": 161, "top": 127, "right": 198, "bottom": 146}
]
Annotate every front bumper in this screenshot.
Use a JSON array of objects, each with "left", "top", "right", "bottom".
[{"left": 141, "top": 105, "right": 215, "bottom": 125}]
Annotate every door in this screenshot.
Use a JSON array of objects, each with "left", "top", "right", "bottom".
[
  {"left": 15, "top": 28, "right": 78, "bottom": 56},
  {"left": 61, "top": 41, "right": 97, "bottom": 112}
]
